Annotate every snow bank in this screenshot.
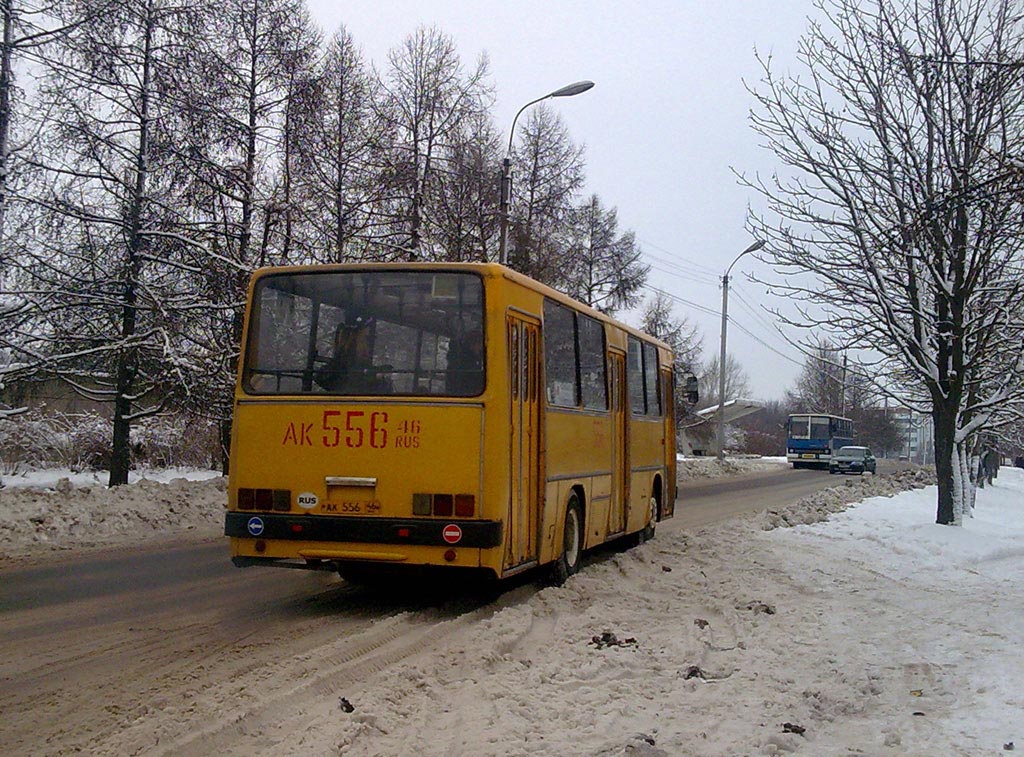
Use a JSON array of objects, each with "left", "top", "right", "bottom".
[
  {"left": 677, "top": 455, "right": 788, "bottom": 481},
  {"left": 0, "top": 474, "right": 226, "bottom": 558},
  {"left": 756, "top": 468, "right": 935, "bottom": 529}
]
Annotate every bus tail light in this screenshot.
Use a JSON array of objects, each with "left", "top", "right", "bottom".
[
  {"left": 413, "top": 493, "right": 431, "bottom": 515},
  {"left": 411, "top": 493, "right": 476, "bottom": 518},
  {"left": 454, "top": 495, "right": 475, "bottom": 517},
  {"left": 433, "top": 494, "right": 453, "bottom": 516},
  {"left": 236, "top": 488, "right": 292, "bottom": 511}
]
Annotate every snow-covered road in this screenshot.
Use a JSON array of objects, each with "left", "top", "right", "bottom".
[{"left": 0, "top": 464, "right": 1019, "bottom": 755}]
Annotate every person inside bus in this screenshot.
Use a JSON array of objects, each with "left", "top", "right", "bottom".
[
  {"left": 315, "top": 313, "right": 383, "bottom": 393},
  {"left": 446, "top": 326, "right": 483, "bottom": 395}
]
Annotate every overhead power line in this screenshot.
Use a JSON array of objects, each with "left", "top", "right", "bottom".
[{"left": 642, "top": 284, "right": 804, "bottom": 367}]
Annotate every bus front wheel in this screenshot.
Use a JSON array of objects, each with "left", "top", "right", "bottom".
[{"left": 552, "top": 495, "right": 583, "bottom": 585}]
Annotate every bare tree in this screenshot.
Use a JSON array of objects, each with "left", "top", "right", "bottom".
[
  {"left": 16, "top": 0, "right": 208, "bottom": 485},
  {"left": 640, "top": 291, "right": 703, "bottom": 370},
  {"left": 376, "top": 25, "right": 492, "bottom": 258},
  {"left": 507, "top": 104, "right": 585, "bottom": 279},
  {"left": 1, "top": 0, "right": 115, "bottom": 282},
  {"left": 745, "top": 0, "right": 1024, "bottom": 524},
  {"left": 785, "top": 339, "right": 848, "bottom": 416},
  {"left": 431, "top": 109, "right": 501, "bottom": 262},
  {"left": 698, "top": 353, "right": 750, "bottom": 412},
  {"left": 559, "top": 194, "right": 648, "bottom": 315},
  {"left": 288, "top": 25, "right": 387, "bottom": 262}
]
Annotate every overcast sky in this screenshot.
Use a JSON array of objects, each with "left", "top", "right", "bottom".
[{"left": 307, "top": 0, "right": 819, "bottom": 400}]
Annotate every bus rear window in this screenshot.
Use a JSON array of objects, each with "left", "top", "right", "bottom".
[{"left": 243, "top": 271, "right": 484, "bottom": 397}]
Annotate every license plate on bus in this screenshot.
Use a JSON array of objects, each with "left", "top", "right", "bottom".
[{"left": 801, "top": 454, "right": 816, "bottom": 459}]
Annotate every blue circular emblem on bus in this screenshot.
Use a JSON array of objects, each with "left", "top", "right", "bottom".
[{"left": 247, "top": 516, "right": 265, "bottom": 536}]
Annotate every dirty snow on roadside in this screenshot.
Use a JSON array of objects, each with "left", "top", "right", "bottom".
[{"left": 677, "top": 455, "right": 787, "bottom": 481}]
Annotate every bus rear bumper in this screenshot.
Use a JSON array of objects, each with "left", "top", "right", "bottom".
[{"left": 224, "top": 512, "right": 502, "bottom": 547}]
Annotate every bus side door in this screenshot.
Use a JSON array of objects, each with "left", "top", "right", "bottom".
[
  {"left": 505, "top": 313, "right": 541, "bottom": 570},
  {"left": 608, "top": 349, "right": 628, "bottom": 535}
]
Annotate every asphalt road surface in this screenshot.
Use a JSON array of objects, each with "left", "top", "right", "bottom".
[{"left": 0, "top": 463, "right": 856, "bottom": 754}]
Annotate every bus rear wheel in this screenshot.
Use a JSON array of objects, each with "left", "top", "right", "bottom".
[{"left": 551, "top": 495, "right": 583, "bottom": 585}]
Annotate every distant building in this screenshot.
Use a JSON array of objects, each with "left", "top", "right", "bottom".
[
  {"left": 683, "top": 399, "right": 763, "bottom": 457},
  {"left": 887, "top": 407, "right": 934, "bottom": 464}
]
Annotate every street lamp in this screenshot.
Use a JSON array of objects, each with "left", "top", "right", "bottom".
[
  {"left": 717, "top": 238, "right": 766, "bottom": 461},
  {"left": 498, "top": 80, "right": 595, "bottom": 267}
]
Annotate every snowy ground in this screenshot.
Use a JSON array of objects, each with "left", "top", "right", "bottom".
[{"left": 1, "top": 462, "right": 1020, "bottom": 755}]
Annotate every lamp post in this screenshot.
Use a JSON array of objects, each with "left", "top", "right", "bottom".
[
  {"left": 498, "top": 80, "right": 594, "bottom": 267},
  {"left": 717, "top": 238, "right": 766, "bottom": 461}
]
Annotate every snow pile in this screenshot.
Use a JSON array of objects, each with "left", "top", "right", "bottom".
[
  {"left": 677, "top": 455, "right": 787, "bottom": 480},
  {"left": 0, "top": 475, "right": 226, "bottom": 558},
  {"left": 303, "top": 468, "right": 1022, "bottom": 756},
  {"left": 757, "top": 467, "right": 935, "bottom": 529}
]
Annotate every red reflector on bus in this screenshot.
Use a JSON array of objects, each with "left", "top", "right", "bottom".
[
  {"left": 433, "top": 494, "right": 453, "bottom": 516},
  {"left": 444, "top": 549, "right": 456, "bottom": 562},
  {"left": 454, "top": 494, "right": 475, "bottom": 517},
  {"left": 255, "top": 540, "right": 266, "bottom": 553},
  {"left": 291, "top": 524, "right": 303, "bottom": 533},
  {"left": 397, "top": 527, "right": 410, "bottom": 538}
]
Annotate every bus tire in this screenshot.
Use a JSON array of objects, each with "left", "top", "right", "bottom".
[{"left": 551, "top": 495, "right": 583, "bottom": 585}]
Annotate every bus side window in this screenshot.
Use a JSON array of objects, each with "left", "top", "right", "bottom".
[
  {"left": 543, "top": 301, "right": 578, "bottom": 407},
  {"left": 627, "top": 337, "right": 646, "bottom": 414}
]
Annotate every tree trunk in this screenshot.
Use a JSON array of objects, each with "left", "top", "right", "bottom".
[
  {"left": 109, "top": 358, "right": 136, "bottom": 486},
  {"left": 932, "top": 401, "right": 957, "bottom": 525},
  {"left": 108, "top": 1, "right": 154, "bottom": 487},
  {"left": 220, "top": 417, "right": 231, "bottom": 475},
  {"left": 0, "top": 0, "right": 14, "bottom": 267}
]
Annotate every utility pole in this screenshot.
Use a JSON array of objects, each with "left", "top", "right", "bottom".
[
  {"left": 840, "top": 352, "right": 847, "bottom": 417},
  {"left": 717, "top": 238, "right": 765, "bottom": 461}
]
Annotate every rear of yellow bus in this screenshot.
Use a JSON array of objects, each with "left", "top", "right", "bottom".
[{"left": 224, "top": 265, "right": 501, "bottom": 578}]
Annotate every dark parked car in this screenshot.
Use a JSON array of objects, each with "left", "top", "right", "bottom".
[{"left": 829, "top": 446, "right": 877, "bottom": 475}]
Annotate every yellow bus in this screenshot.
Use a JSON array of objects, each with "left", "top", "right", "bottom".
[{"left": 225, "top": 262, "right": 676, "bottom": 582}]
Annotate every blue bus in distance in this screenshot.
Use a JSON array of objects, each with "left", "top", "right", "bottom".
[{"left": 786, "top": 413, "right": 854, "bottom": 469}]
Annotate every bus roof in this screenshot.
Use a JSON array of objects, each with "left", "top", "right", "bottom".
[{"left": 787, "top": 412, "right": 853, "bottom": 422}]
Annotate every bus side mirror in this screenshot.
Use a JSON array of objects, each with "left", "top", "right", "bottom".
[{"left": 684, "top": 374, "right": 699, "bottom": 405}]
